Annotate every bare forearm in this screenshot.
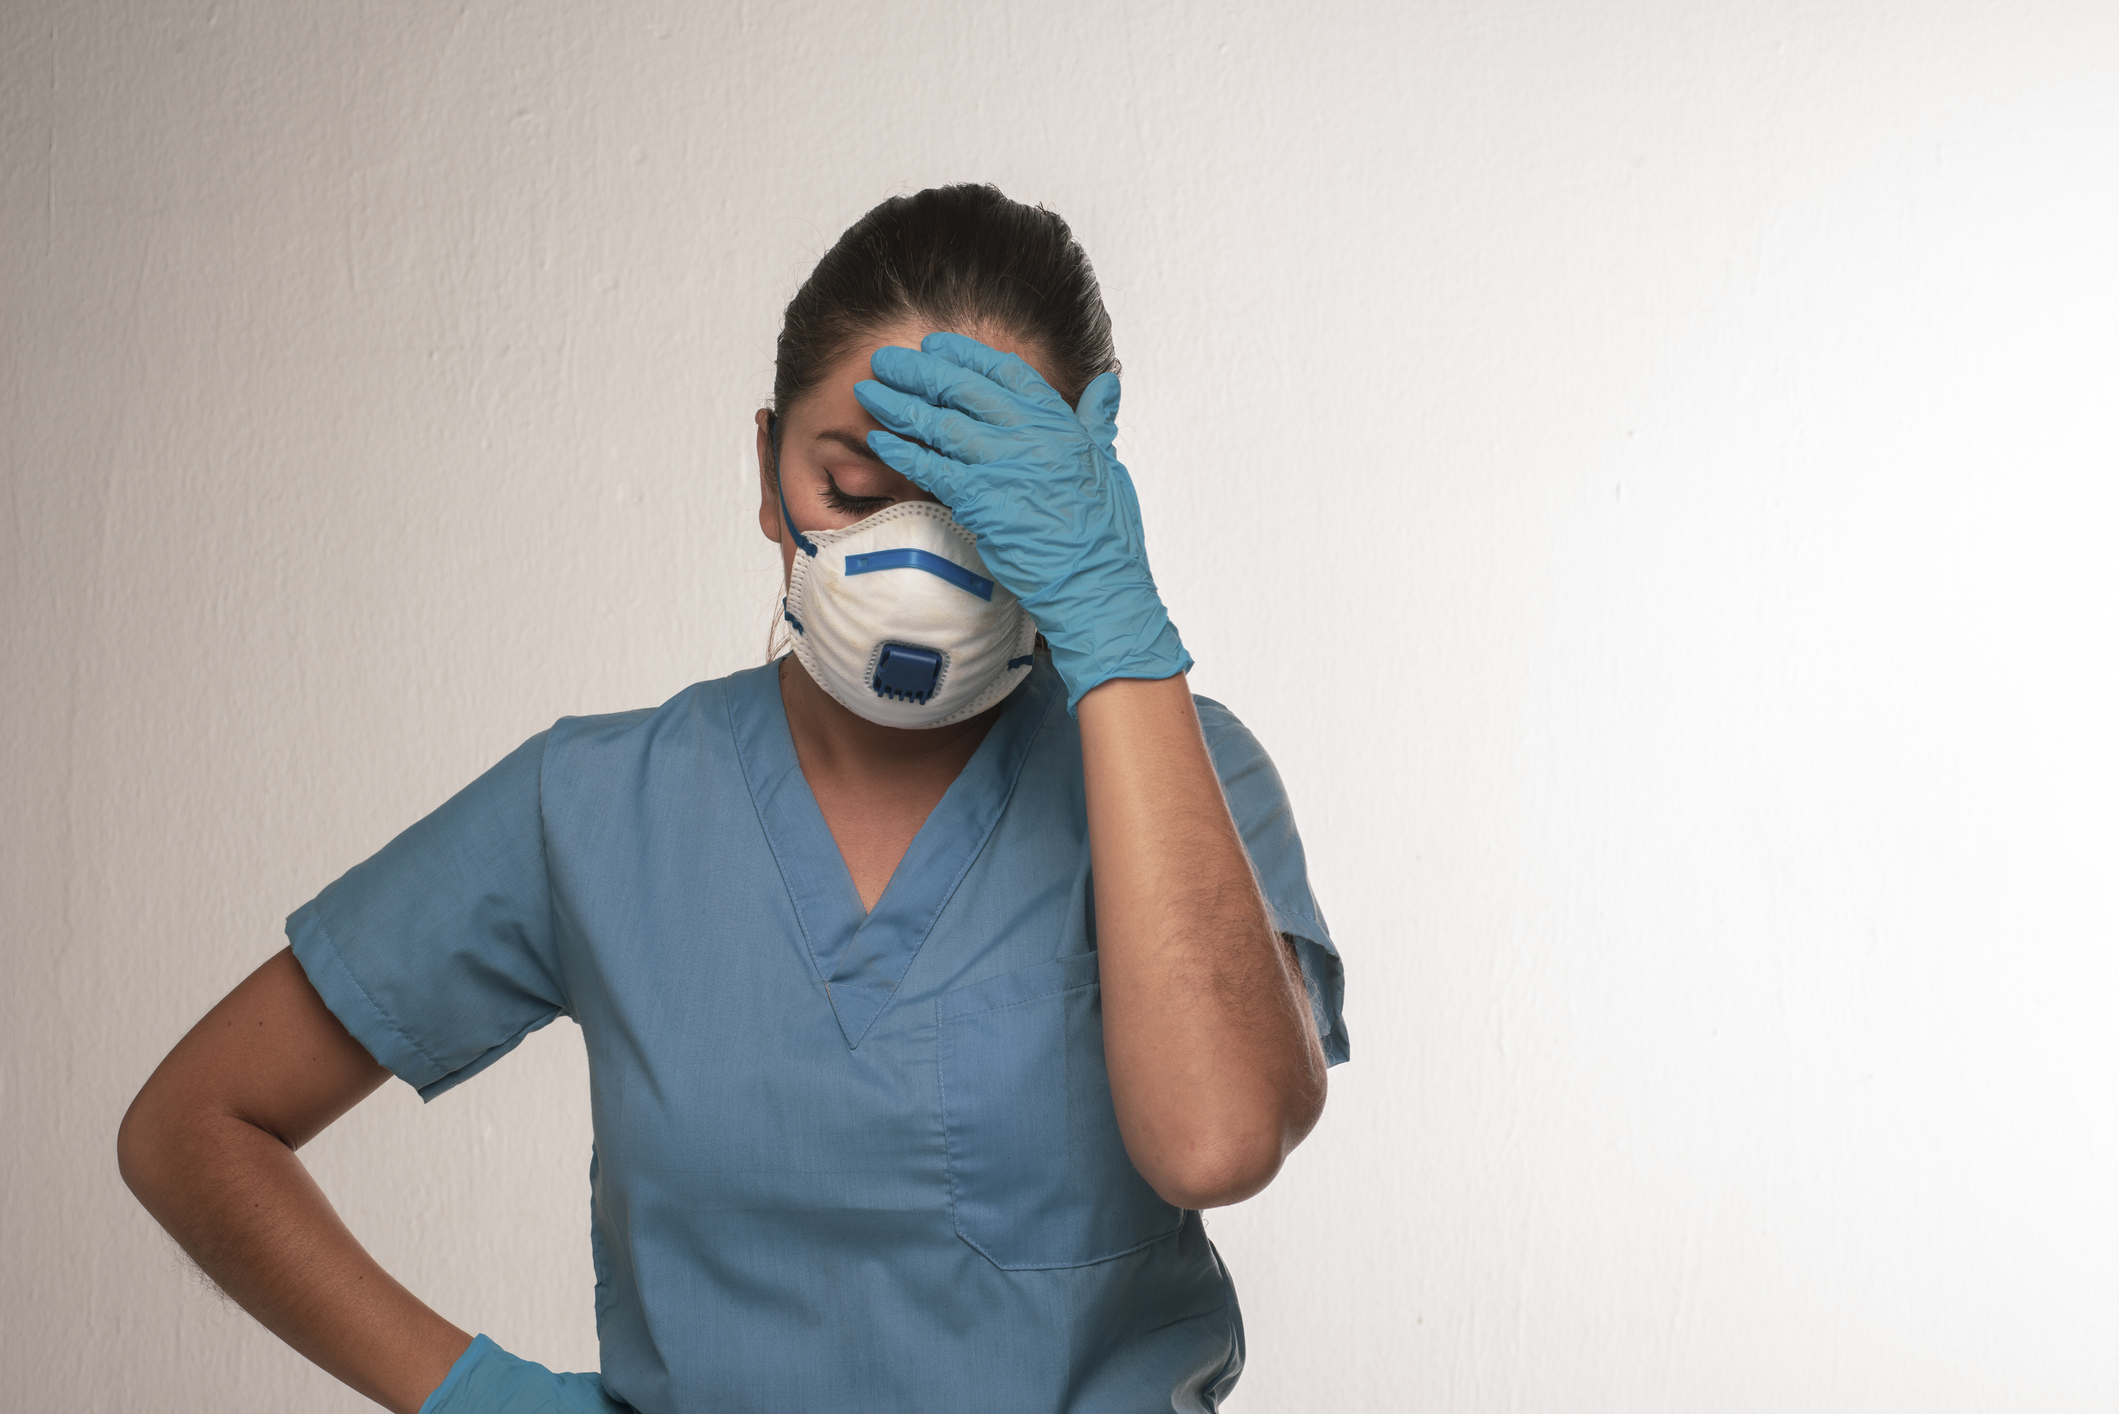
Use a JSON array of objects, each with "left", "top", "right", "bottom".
[
  {"left": 121, "top": 1109, "right": 470, "bottom": 1414},
  {"left": 118, "top": 950, "right": 471, "bottom": 1414},
  {"left": 1077, "top": 674, "right": 1327, "bottom": 1208}
]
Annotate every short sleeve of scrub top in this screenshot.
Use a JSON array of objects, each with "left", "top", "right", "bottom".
[{"left": 290, "top": 660, "right": 1348, "bottom": 1414}]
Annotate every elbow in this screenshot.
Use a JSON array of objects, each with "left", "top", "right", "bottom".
[
  {"left": 1138, "top": 1090, "right": 1326, "bottom": 1210},
  {"left": 1145, "top": 1142, "right": 1287, "bottom": 1211},
  {"left": 1119, "top": 1035, "right": 1331, "bottom": 1210},
  {"left": 115, "top": 1089, "right": 162, "bottom": 1202},
  {"left": 117, "top": 1083, "right": 195, "bottom": 1210}
]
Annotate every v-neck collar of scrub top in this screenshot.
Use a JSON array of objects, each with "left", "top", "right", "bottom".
[{"left": 728, "top": 656, "right": 1065, "bottom": 1049}]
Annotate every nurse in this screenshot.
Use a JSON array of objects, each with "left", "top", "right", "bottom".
[{"left": 117, "top": 183, "right": 1349, "bottom": 1414}]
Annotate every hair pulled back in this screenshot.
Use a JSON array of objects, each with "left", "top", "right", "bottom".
[{"left": 772, "top": 184, "right": 1118, "bottom": 431}]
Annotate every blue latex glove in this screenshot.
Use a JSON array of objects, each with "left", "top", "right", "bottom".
[
  {"left": 854, "top": 332, "right": 1191, "bottom": 711},
  {"left": 418, "top": 1334, "right": 628, "bottom": 1414}
]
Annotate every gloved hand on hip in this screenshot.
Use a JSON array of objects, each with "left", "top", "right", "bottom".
[
  {"left": 855, "top": 332, "right": 1192, "bottom": 712},
  {"left": 419, "top": 1335, "right": 628, "bottom": 1413}
]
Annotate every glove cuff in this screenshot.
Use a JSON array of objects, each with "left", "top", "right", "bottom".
[
  {"left": 419, "top": 1334, "right": 505, "bottom": 1414},
  {"left": 1049, "top": 615, "right": 1193, "bottom": 715}
]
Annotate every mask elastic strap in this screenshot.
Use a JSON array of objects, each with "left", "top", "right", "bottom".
[{"left": 769, "top": 413, "right": 818, "bottom": 558}]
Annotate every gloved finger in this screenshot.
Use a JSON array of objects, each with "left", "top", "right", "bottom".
[
  {"left": 919, "top": 331, "right": 1073, "bottom": 415},
  {"left": 853, "top": 379, "right": 1000, "bottom": 462},
  {"left": 1074, "top": 370, "right": 1121, "bottom": 455},
  {"left": 869, "top": 345, "right": 1034, "bottom": 429},
  {"left": 867, "top": 429, "right": 971, "bottom": 509}
]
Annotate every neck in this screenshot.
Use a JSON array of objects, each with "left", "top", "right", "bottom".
[{"left": 777, "top": 656, "right": 1002, "bottom": 785}]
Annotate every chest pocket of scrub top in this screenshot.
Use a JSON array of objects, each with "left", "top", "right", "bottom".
[{"left": 937, "top": 952, "right": 1184, "bottom": 1269}]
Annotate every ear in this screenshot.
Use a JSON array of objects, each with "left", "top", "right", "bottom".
[{"left": 755, "top": 408, "right": 782, "bottom": 546}]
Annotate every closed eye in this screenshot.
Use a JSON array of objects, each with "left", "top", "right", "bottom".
[{"left": 822, "top": 472, "right": 892, "bottom": 515}]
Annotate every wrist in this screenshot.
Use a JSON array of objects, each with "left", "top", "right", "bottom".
[
  {"left": 417, "top": 1334, "right": 498, "bottom": 1414},
  {"left": 1047, "top": 617, "right": 1192, "bottom": 714}
]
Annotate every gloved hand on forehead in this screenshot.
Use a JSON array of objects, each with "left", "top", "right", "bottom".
[
  {"left": 419, "top": 1335, "right": 630, "bottom": 1413},
  {"left": 854, "top": 331, "right": 1191, "bottom": 711}
]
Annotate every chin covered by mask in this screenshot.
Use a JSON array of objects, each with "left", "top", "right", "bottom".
[{"left": 778, "top": 486, "right": 1036, "bottom": 729}]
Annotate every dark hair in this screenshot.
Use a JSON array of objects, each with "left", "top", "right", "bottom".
[{"left": 771, "top": 184, "right": 1118, "bottom": 436}]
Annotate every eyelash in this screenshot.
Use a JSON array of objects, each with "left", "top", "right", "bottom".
[{"left": 822, "top": 474, "right": 890, "bottom": 515}]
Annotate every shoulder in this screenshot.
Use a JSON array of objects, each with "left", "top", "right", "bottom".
[{"left": 542, "top": 663, "right": 773, "bottom": 786}]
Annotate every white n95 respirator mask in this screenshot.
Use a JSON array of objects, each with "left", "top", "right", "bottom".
[{"left": 776, "top": 468, "right": 1036, "bottom": 729}]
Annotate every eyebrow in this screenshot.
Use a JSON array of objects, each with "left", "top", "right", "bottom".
[{"left": 813, "top": 429, "right": 887, "bottom": 464}]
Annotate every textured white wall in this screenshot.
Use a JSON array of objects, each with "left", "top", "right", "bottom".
[{"left": 6, "top": 1, "right": 2118, "bottom": 1409}]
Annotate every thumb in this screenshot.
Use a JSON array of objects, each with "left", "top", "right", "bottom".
[
  {"left": 1074, "top": 371, "right": 1121, "bottom": 455},
  {"left": 867, "top": 430, "right": 967, "bottom": 509}
]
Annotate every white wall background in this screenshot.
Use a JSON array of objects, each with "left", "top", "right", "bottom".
[{"left": 6, "top": 1, "right": 2118, "bottom": 1409}]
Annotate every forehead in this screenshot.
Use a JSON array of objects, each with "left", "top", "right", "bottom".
[{"left": 788, "top": 322, "right": 1057, "bottom": 426}]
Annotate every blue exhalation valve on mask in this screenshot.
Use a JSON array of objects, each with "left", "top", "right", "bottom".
[{"left": 872, "top": 643, "right": 945, "bottom": 704}]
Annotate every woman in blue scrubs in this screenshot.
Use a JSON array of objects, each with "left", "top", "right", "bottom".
[{"left": 118, "top": 183, "right": 1348, "bottom": 1414}]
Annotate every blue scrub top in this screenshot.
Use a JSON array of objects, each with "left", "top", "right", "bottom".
[{"left": 289, "top": 657, "right": 1347, "bottom": 1414}]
